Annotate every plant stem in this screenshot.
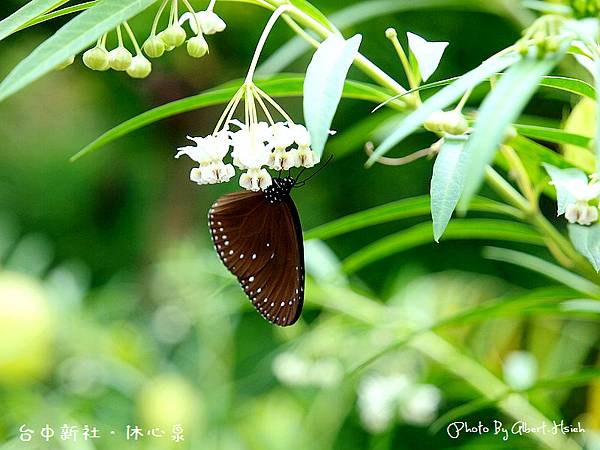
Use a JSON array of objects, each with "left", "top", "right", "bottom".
[
  {"left": 274, "top": 2, "right": 411, "bottom": 100},
  {"left": 245, "top": 5, "right": 291, "bottom": 84},
  {"left": 484, "top": 166, "right": 532, "bottom": 213},
  {"left": 123, "top": 21, "right": 142, "bottom": 54},
  {"left": 181, "top": 0, "right": 202, "bottom": 34},
  {"left": 385, "top": 28, "right": 419, "bottom": 93},
  {"left": 151, "top": 0, "right": 169, "bottom": 36}
]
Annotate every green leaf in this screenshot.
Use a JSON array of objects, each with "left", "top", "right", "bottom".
[
  {"left": 562, "top": 97, "right": 596, "bottom": 172},
  {"left": 367, "top": 53, "right": 520, "bottom": 166},
  {"left": 542, "top": 164, "right": 589, "bottom": 215},
  {"left": 483, "top": 246, "right": 600, "bottom": 297},
  {"left": 430, "top": 136, "right": 468, "bottom": 242},
  {"left": 595, "top": 56, "right": 600, "bottom": 174},
  {"left": 72, "top": 75, "right": 397, "bottom": 161},
  {"left": 17, "top": 1, "right": 99, "bottom": 33},
  {"left": 513, "top": 124, "right": 591, "bottom": 149},
  {"left": 437, "top": 287, "right": 588, "bottom": 327},
  {"left": 0, "top": 0, "right": 160, "bottom": 103},
  {"left": 458, "top": 49, "right": 568, "bottom": 211},
  {"left": 305, "top": 196, "right": 521, "bottom": 241},
  {"left": 342, "top": 219, "right": 544, "bottom": 273},
  {"left": 288, "top": 0, "right": 336, "bottom": 32},
  {"left": 568, "top": 224, "right": 600, "bottom": 272},
  {"left": 539, "top": 76, "right": 596, "bottom": 100},
  {"left": 511, "top": 136, "right": 574, "bottom": 170},
  {"left": 0, "top": 0, "right": 67, "bottom": 42},
  {"left": 304, "top": 34, "right": 362, "bottom": 158}
]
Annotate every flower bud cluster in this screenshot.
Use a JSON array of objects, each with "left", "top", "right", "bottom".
[
  {"left": 82, "top": 25, "right": 152, "bottom": 78},
  {"left": 568, "top": 0, "right": 600, "bottom": 18},
  {"left": 515, "top": 16, "right": 566, "bottom": 59},
  {"left": 143, "top": 1, "right": 226, "bottom": 61},
  {"left": 71, "top": 1, "right": 226, "bottom": 78},
  {"left": 423, "top": 110, "right": 469, "bottom": 136}
]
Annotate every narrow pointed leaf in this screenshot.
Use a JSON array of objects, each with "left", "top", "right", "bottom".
[
  {"left": 342, "top": 219, "right": 544, "bottom": 273},
  {"left": 458, "top": 49, "right": 569, "bottom": 211},
  {"left": 595, "top": 55, "right": 600, "bottom": 173},
  {"left": 484, "top": 246, "right": 600, "bottom": 297},
  {"left": 430, "top": 136, "right": 468, "bottom": 241},
  {"left": 0, "top": 0, "right": 67, "bottom": 42},
  {"left": 305, "top": 195, "right": 520, "bottom": 241},
  {"left": 367, "top": 53, "right": 520, "bottom": 167},
  {"left": 72, "top": 76, "right": 398, "bottom": 161},
  {"left": 0, "top": 0, "right": 160, "bottom": 103},
  {"left": 304, "top": 34, "right": 362, "bottom": 158},
  {"left": 513, "top": 124, "right": 591, "bottom": 149}
]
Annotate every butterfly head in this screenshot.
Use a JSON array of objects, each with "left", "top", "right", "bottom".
[{"left": 264, "top": 177, "right": 295, "bottom": 204}]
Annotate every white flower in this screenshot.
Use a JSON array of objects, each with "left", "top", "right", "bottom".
[
  {"left": 502, "top": 351, "right": 538, "bottom": 391},
  {"left": 291, "top": 124, "right": 311, "bottom": 147},
  {"left": 398, "top": 384, "right": 441, "bottom": 426},
  {"left": 176, "top": 131, "right": 234, "bottom": 185},
  {"left": 239, "top": 168, "right": 272, "bottom": 191},
  {"left": 565, "top": 203, "right": 599, "bottom": 226},
  {"left": 563, "top": 178, "right": 600, "bottom": 203},
  {"left": 407, "top": 32, "right": 448, "bottom": 82},
  {"left": 270, "top": 122, "right": 295, "bottom": 149},
  {"left": 357, "top": 374, "right": 411, "bottom": 433},
  {"left": 231, "top": 123, "right": 272, "bottom": 170},
  {"left": 175, "top": 132, "right": 230, "bottom": 164},
  {"left": 180, "top": 10, "right": 226, "bottom": 35},
  {"left": 268, "top": 148, "right": 298, "bottom": 170},
  {"left": 558, "top": 176, "right": 600, "bottom": 226},
  {"left": 296, "top": 146, "right": 317, "bottom": 168},
  {"left": 190, "top": 162, "right": 235, "bottom": 185}
]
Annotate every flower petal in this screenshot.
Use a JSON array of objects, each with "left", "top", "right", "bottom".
[{"left": 407, "top": 32, "right": 448, "bottom": 82}]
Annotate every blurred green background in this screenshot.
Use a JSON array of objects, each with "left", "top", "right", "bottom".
[{"left": 0, "top": 1, "right": 598, "bottom": 449}]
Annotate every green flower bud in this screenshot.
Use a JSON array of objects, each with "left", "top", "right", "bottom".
[
  {"left": 544, "top": 37, "right": 560, "bottom": 53},
  {"left": 108, "top": 46, "right": 133, "bottom": 71},
  {"left": 384, "top": 28, "right": 397, "bottom": 40},
  {"left": 187, "top": 35, "right": 209, "bottom": 58},
  {"left": 423, "top": 110, "right": 446, "bottom": 133},
  {"left": 83, "top": 46, "right": 110, "bottom": 71},
  {"left": 440, "top": 111, "right": 468, "bottom": 136},
  {"left": 160, "top": 24, "right": 186, "bottom": 48},
  {"left": 143, "top": 36, "right": 165, "bottom": 58},
  {"left": 55, "top": 55, "right": 75, "bottom": 70},
  {"left": 126, "top": 55, "right": 152, "bottom": 79},
  {"left": 515, "top": 41, "right": 530, "bottom": 56}
]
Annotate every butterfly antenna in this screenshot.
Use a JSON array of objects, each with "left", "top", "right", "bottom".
[
  {"left": 296, "top": 154, "right": 334, "bottom": 186},
  {"left": 294, "top": 167, "right": 307, "bottom": 184}
]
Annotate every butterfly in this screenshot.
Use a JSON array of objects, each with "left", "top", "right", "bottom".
[{"left": 208, "top": 176, "right": 305, "bottom": 326}]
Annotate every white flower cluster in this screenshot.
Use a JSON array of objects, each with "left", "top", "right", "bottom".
[
  {"left": 563, "top": 175, "right": 600, "bottom": 226},
  {"left": 357, "top": 373, "right": 441, "bottom": 432},
  {"left": 272, "top": 352, "right": 343, "bottom": 388},
  {"left": 175, "top": 121, "right": 319, "bottom": 191}
]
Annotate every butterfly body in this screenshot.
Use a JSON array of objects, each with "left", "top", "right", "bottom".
[{"left": 208, "top": 177, "right": 304, "bottom": 326}]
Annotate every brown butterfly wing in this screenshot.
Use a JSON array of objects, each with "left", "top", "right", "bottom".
[{"left": 208, "top": 191, "right": 304, "bottom": 326}]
